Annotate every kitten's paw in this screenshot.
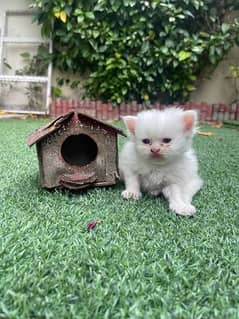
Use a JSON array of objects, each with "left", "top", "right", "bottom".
[
  {"left": 121, "top": 190, "right": 142, "bottom": 200},
  {"left": 170, "top": 203, "right": 196, "bottom": 216}
]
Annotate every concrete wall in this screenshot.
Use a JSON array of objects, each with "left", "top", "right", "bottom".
[
  {"left": 190, "top": 11, "right": 239, "bottom": 104},
  {"left": 190, "top": 45, "right": 239, "bottom": 105},
  {"left": 52, "top": 70, "right": 84, "bottom": 100}
]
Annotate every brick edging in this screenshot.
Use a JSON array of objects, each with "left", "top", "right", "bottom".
[{"left": 50, "top": 99, "right": 239, "bottom": 122}]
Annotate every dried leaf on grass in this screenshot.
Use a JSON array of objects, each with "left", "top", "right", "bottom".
[
  {"left": 87, "top": 220, "right": 101, "bottom": 231},
  {"left": 198, "top": 131, "right": 214, "bottom": 137},
  {"left": 211, "top": 123, "right": 223, "bottom": 128}
]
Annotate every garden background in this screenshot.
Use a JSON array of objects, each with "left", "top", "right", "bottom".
[{"left": 0, "top": 0, "right": 239, "bottom": 115}]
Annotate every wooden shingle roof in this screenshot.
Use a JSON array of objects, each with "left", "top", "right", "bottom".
[{"left": 27, "top": 111, "right": 126, "bottom": 146}]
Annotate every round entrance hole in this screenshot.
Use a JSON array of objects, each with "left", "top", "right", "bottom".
[{"left": 61, "top": 134, "right": 98, "bottom": 166}]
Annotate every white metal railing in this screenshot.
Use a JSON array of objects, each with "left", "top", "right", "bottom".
[{"left": 0, "top": 10, "right": 52, "bottom": 114}]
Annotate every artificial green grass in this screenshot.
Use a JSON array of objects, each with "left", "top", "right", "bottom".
[
  {"left": 223, "top": 120, "right": 239, "bottom": 128},
  {"left": 0, "top": 118, "right": 239, "bottom": 319}
]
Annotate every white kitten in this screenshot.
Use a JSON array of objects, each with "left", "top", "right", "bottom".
[{"left": 119, "top": 107, "right": 203, "bottom": 216}]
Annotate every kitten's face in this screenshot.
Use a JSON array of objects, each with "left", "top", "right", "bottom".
[{"left": 123, "top": 108, "right": 197, "bottom": 163}]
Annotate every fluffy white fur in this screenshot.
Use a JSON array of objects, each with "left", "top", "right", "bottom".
[{"left": 119, "top": 107, "right": 203, "bottom": 216}]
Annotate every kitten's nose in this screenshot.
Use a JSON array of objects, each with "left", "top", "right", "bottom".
[{"left": 150, "top": 146, "right": 160, "bottom": 154}]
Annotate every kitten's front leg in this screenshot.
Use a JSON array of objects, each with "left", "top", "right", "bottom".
[
  {"left": 162, "top": 184, "right": 196, "bottom": 216},
  {"left": 121, "top": 172, "right": 142, "bottom": 200},
  {"left": 181, "top": 178, "right": 203, "bottom": 204}
]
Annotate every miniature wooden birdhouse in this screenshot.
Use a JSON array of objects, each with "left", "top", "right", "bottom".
[{"left": 27, "top": 111, "right": 125, "bottom": 189}]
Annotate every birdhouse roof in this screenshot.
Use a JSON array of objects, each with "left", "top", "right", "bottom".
[{"left": 27, "top": 111, "right": 126, "bottom": 146}]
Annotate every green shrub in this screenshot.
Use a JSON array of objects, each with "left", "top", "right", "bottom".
[{"left": 31, "top": 0, "right": 239, "bottom": 103}]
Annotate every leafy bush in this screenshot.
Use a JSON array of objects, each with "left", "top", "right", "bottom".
[{"left": 31, "top": 0, "right": 239, "bottom": 103}]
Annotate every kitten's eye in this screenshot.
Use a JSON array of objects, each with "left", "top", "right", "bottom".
[
  {"left": 142, "top": 138, "right": 151, "bottom": 144},
  {"left": 162, "top": 138, "right": 172, "bottom": 144}
]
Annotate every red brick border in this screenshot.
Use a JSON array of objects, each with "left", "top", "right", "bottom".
[{"left": 50, "top": 99, "right": 239, "bottom": 122}]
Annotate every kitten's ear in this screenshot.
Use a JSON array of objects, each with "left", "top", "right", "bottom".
[
  {"left": 122, "top": 116, "right": 137, "bottom": 135},
  {"left": 182, "top": 110, "right": 198, "bottom": 133}
]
